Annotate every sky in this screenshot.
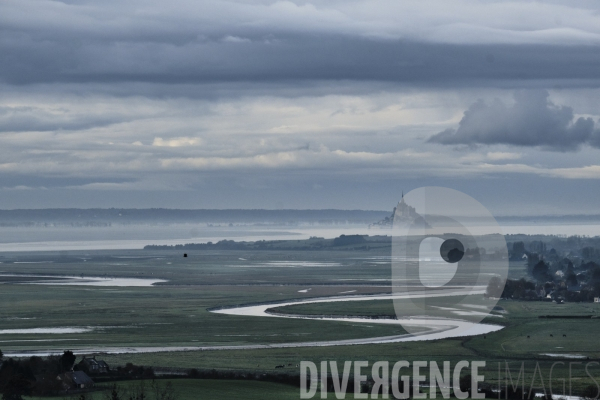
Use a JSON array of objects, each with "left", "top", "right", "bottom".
[{"left": 1, "top": 0, "right": 600, "bottom": 215}]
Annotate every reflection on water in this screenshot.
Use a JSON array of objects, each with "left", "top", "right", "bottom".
[
  {"left": 541, "top": 353, "right": 587, "bottom": 359},
  {"left": 213, "top": 288, "right": 504, "bottom": 343},
  {"left": 0, "top": 222, "right": 596, "bottom": 252},
  {"left": 0, "top": 274, "right": 166, "bottom": 287},
  {"left": 0, "top": 327, "right": 92, "bottom": 334},
  {"left": 3, "top": 289, "right": 503, "bottom": 358}
]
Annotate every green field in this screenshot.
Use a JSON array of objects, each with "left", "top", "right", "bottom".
[
  {"left": 272, "top": 296, "right": 600, "bottom": 359},
  {"left": 23, "top": 379, "right": 304, "bottom": 400},
  {"left": 0, "top": 249, "right": 408, "bottom": 353},
  {"left": 24, "top": 378, "right": 407, "bottom": 400},
  {"left": 1, "top": 248, "right": 599, "bottom": 398}
]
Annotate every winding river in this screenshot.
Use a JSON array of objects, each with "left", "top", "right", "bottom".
[
  {"left": 213, "top": 287, "right": 503, "bottom": 344},
  {"left": 4, "top": 287, "right": 502, "bottom": 357}
]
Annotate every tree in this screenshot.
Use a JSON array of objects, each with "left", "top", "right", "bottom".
[
  {"left": 581, "top": 384, "right": 599, "bottom": 400},
  {"left": 2, "top": 374, "right": 31, "bottom": 400},
  {"left": 1, "top": 393, "right": 23, "bottom": 400},
  {"left": 501, "top": 278, "right": 536, "bottom": 300},
  {"left": 531, "top": 260, "right": 551, "bottom": 283},
  {"left": 60, "top": 351, "right": 76, "bottom": 372},
  {"left": 582, "top": 247, "right": 600, "bottom": 261},
  {"left": 459, "top": 374, "right": 472, "bottom": 396},
  {"left": 512, "top": 242, "right": 526, "bottom": 259},
  {"left": 486, "top": 276, "right": 504, "bottom": 298},
  {"left": 105, "top": 384, "right": 121, "bottom": 400},
  {"left": 0, "top": 349, "right": 3, "bottom": 361},
  {"left": 151, "top": 380, "right": 177, "bottom": 400},
  {"left": 565, "top": 271, "right": 578, "bottom": 287},
  {"left": 527, "top": 253, "right": 540, "bottom": 269}
]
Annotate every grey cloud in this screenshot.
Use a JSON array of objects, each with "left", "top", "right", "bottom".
[
  {"left": 4, "top": 0, "right": 600, "bottom": 47},
  {"left": 0, "top": 106, "right": 129, "bottom": 132},
  {"left": 1, "top": 0, "right": 600, "bottom": 212},
  {"left": 428, "top": 90, "right": 598, "bottom": 151},
  {"left": 0, "top": 174, "right": 134, "bottom": 189},
  {"left": 2, "top": 0, "right": 600, "bottom": 87},
  {"left": 3, "top": 36, "right": 600, "bottom": 87},
  {"left": 590, "top": 128, "right": 600, "bottom": 148}
]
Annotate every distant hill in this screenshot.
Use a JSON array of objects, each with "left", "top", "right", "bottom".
[
  {"left": 0, "top": 208, "right": 389, "bottom": 226},
  {"left": 1, "top": 208, "right": 600, "bottom": 228}
]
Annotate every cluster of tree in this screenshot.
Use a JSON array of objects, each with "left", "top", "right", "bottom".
[
  {"left": 109, "top": 364, "right": 155, "bottom": 380},
  {"left": 90, "top": 381, "right": 176, "bottom": 400},
  {"left": 186, "top": 367, "right": 299, "bottom": 386},
  {"left": 144, "top": 235, "right": 391, "bottom": 252},
  {"left": 0, "top": 351, "right": 161, "bottom": 399},
  {"left": 530, "top": 257, "right": 600, "bottom": 301},
  {"left": 7, "top": 381, "right": 178, "bottom": 400},
  {"left": 145, "top": 240, "right": 250, "bottom": 251},
  {"left": 0, "top": 350, "right": 75, "bottom": 398},
  {"left": 500, "top": 237, "right": 600, "bottom": 302},
  {"left": 187, "top": 369, "right": 488, "bottom": 398},
  {"left": 332, "top": 234, "right": 367, "bottom": 246},
  {"left": 507, "top": 235, "right": 600, "bottom": 259},
  {"left": 582, "top": 246, "right": 600, "bottom": 260},
  {"left": 486, "top": 261, "right": 600, "bottom": 302},
  {"left": 486, "top": 277, "right": 537, "bottom": 300},
  {"left": 78, "top": 363, "right": 155, "bottom": 383}
]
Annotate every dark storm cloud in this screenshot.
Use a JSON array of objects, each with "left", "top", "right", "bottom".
[
  {"left": 1, "top": 0, "right": 600, "bottom": 87},
  {"left": 428, "top": 90, "right": 599, "bottom": 151},
  {"left": 3, "top": 36, "right": 600, "bottom": 87}
]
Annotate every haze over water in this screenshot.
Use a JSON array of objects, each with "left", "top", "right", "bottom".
[{"left": 0, "top": 221, "right": 597, "bottom": 252}]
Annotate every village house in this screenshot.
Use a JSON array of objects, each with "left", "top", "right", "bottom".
[
  {"left": 79, "top": 355, "right": 109, "bottom": 373},
  {"left": 57, "top": 371, "right": 94, "bottom": 390}
]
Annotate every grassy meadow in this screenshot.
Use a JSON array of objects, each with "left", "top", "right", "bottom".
[
  {"left": 23, "top": 379, "right": 305, "bottom": 400},
  {"left": 1, "top": 247, "right": 599, "bottom": 397}
]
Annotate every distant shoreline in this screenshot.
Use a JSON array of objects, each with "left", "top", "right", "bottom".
[{"left": 0, "top": 208, "right": 600, "bottom": 223}]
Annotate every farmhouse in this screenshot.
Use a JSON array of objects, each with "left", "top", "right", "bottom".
[
  {"left": 57, "top": 371, "right": 94, "bottom": 390},
  {"left": 79, "top": 356, "right": 109, "bottom": 373}
]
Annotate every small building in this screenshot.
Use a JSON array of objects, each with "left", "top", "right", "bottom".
[
  {"left": 57, "top": 371, "right": 94, "bottom": 390},
  {"left": 594, "top": 297, "right": 600, "bottom": 303},
  {"left": 97, "top": 360, "right": 109, "bottom": 372},
  {"left": 79, "top": 356, "right": 109, "bottom": 373},
  {"left": 555, "top": 270, "right": 564, "bottom": 278}
]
